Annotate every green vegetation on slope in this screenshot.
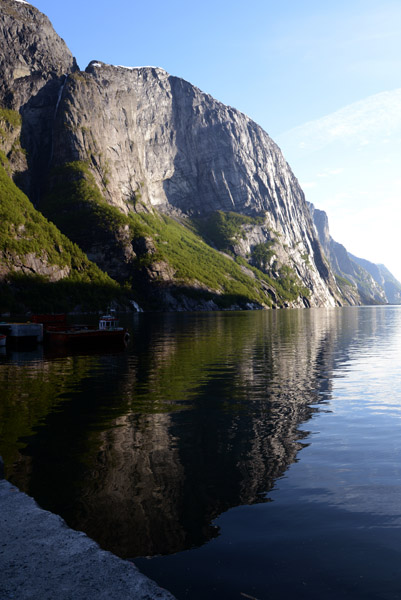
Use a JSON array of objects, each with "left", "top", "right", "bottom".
[
  {"left": 0, "top": 274, "right": 126, "bottom": 313},
  {"left": 251, "top": 241, "right": 275, "bottom": 271},
  {"left": 0, "top": 108, "right": 21, "bottom": 131},
  {"left": 129, "top": 212, "right": 271, "bottom": 307},
  {"left": 276, "top": 264, "right": 311, "bottom": 302},
  {"left": 0, "top": 107, "right": 25, "bottom": 176},
  {"left": 335, "top": 274, "right": 354, "bottom": 289},
  {"left": 128, "top": 212, "right": 309, "bottom": 306},
  {"left": 0, "top": 158, "right": 124, "bottom": 312},
  {"left": 192, "top": 210, "right": 265, "bottom": 252},
  {"left": 0, "top": 160, "right": 112, "bottom": 276},
  {"left": 42, "top": 161, "right": 128, "bottom": 247},
  {"left": 235, "top": 256, "right": 310, "bottom": 304},
  {"left": 41, "top": 161, "right": 311, "bottom": 308}
]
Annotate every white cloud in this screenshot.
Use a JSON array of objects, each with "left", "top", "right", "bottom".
[
  {"left": 277, "top": 88, "right": 401, "bottom": 154},
  {"left": 276, "top": 89, "right": 401, "bottom": 283}
]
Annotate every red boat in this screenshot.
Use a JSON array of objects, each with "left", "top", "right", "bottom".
[
  {"left": 32, "top": 314, "right": 67, "bottom": 325},
  {"left": 37, "top": 311, "right": 130, "bottom": 348}
]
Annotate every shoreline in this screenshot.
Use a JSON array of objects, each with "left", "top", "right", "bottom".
[{"left": 0, "top": 463, "right": 176, "bottom": 600}]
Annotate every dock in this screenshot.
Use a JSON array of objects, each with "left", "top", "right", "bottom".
[
  {"left": 0, "top": 322, "right": 43, "bottom": 348},
  {"left": 0, "top": 461, "right": 176, "bottom": 600}
]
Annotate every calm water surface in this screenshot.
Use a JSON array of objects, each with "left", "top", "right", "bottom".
[{"left": 2, "top": 307, "right": 401, "bottom": 599}]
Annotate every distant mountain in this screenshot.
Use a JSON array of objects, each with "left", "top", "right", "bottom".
[
  {"left": 309, "top": 202, "right": 401, "bottom": 305},
  {"left": 276, "top": 88, "right": 401, "bottom": 292},
  {"left": 349, "top": 256, "right": 401, "bottom": 305}
]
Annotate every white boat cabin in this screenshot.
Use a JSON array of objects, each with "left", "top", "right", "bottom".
[{"left": 99, "top": 312, "right": 121, "bottom": 331}]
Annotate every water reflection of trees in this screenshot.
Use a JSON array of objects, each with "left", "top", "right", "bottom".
[{"left": 5, "top": 308, "right": 382, "bottom": 558}]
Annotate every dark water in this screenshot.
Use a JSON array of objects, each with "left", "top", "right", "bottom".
[{"left": 2, "top": 307, "right": 401, "bottom": 599}]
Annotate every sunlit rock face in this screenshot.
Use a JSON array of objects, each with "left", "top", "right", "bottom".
[
  {"left": 0, "top": 0, "right": 76, "bottom": 108},
  {"left": 49, "top": 61, "right": 340, "bottom": 307},
  {"left": 349, "top": 256, "right": 401, "bottom": 305},
  {"left": 0, "top": 2, "right": 344, "bottom": 307},
  {"left": 309, "top": 203, "right": 387, "bottom": 305},
  {"left": 55, "top": 62, "right": 311, "bottom": 222}
]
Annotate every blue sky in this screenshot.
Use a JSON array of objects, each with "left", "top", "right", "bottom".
[
  {"left": 30, "top": 0, "right": 401, "bottom": 135},
  {"left": 28, "top": 0, "right": 401, "bottom": 280}
]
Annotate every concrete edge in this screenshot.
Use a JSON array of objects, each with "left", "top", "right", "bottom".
[{"left": 0, "top": 463, "right": 177, "bottom": 600}]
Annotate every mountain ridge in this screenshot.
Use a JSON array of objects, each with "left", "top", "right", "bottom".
[
  {"left": 349, "top": 255, "right": 401, "bottom": 305},
  {"left": 308, "top": 202, "right": 401, "bottom": 305},
  {"left": 43, "top": 57, "right": 341, "bottom": 309},
  {"left": 0, "top": 0, "right": 399, "bottom": 312}
]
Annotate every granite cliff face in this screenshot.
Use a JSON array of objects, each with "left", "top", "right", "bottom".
[
  {"left": 0, "top": 2, "right": 122, "bottom": 313},
  {"left": 0, "top": 0, "right": 77, "bottom": 200},
  {"left": 45, "top": 59, "right": 340, "bottom": 308},
  {"left": 308, "top": 203, "right": 391, "bottom": 304},
  {"left": 54, "top": 62, "right": 313, "bottom": 220},
  {"left": 3, "top": 0, "right": 391, "bottom": 311},
  {"left": 349, "top": 256, "right": 401, "bottom": 304}
]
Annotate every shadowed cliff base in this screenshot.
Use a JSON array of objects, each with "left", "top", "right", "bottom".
[{"left": 0, "top": 273, "right": 130, "bottom": 314}]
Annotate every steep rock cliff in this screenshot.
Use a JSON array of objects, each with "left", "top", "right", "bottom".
[
  {"left": 0, "top": 2, "right": 357, "bottom": 310},
  {"left": 308, "top": 203, "right": 388, "bottom": 304},
  {"left": 45, "top": 60, "right": 341, "bottom": 308},
  {"left": 0, "top": 100, "right": 122, "bottom": 313},
  {"left": 349, "top": 255, "right": 401, "bottom": 304},
  {"left": 0, "top": 148, "right": 121, "bottom": 313},
  {"left": 0, "top": 0, "right": 77, "bottom": 200}
]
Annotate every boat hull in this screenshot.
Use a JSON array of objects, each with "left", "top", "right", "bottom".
[{"left": 46, "top": 327, "right": 129, "bottom": 347}]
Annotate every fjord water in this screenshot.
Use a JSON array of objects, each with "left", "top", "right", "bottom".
[{"left": 2, "top": 307, "right": 401, "bottom": 599}]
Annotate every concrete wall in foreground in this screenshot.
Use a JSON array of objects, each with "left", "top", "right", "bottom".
[{"left": 0, "top": 461, "right": 176, "bottom": 600}]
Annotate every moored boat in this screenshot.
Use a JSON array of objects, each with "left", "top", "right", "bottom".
[
  {"left": 44, "top": 310, "right": 130, "bottom": 348},
  {"left": 32, "top": 313, "right": 67, "bottom": 326}
]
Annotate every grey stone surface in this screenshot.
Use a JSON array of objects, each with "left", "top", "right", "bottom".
[
  {"left": 0, "top": 0, "right": 78, "bottom": 199},
  {"left": 308, "top": 202, "right": 388, "bottom": 304},
  {"left": 0, "top": 1, "right": 351, "bottom": 308},
  {"left": 0, "top": 478, "right": 176, "bottom": 600},
  {"left": 48, "top": 61, "right": 341, "bottom": 307},
  {"left": 350, "top": 255, "right": 401, "bottom": 304},
  {"left": 0, "top": 0, "right": 77, "bottom": 108}
]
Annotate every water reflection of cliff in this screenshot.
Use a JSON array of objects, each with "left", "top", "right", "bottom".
[
  {"left": 6, "top": 308, "right": 386, "bottom": 559},
  {"left": 0, "top": 352, "right": 100, "bottom": 470}
]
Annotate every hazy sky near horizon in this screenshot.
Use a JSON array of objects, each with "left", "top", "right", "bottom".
[{"left": 28, "top": 0, "right": 401, "bottom": 281}]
